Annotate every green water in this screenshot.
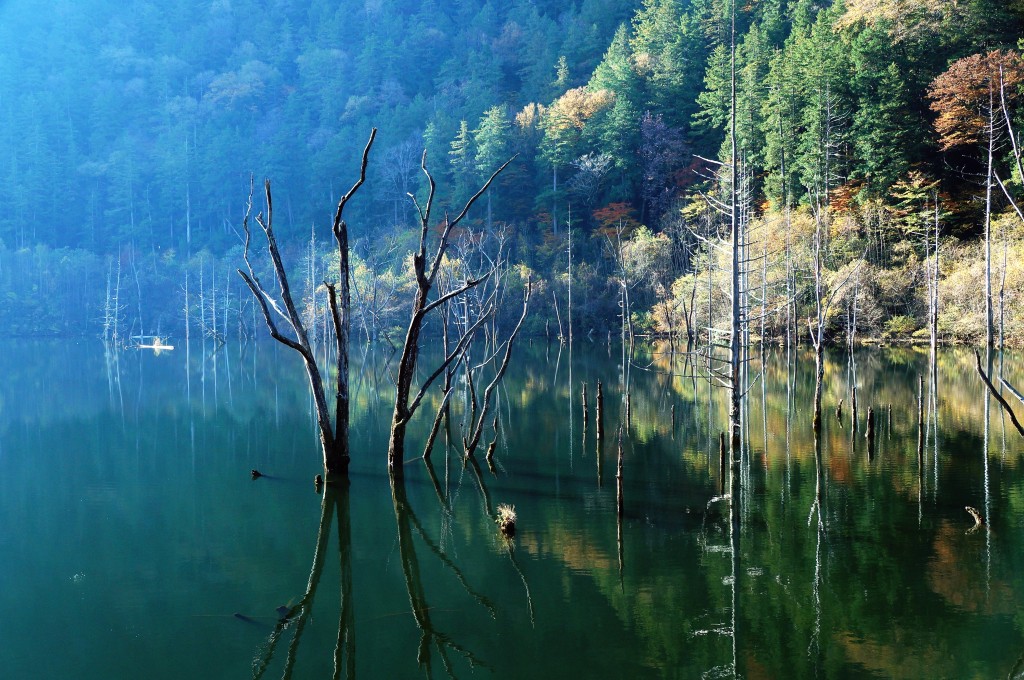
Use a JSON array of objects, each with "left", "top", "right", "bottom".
[{"left": 1, "top": 339, "right": 1023, "bottom": 678}]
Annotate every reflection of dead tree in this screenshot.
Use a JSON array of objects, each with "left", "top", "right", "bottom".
[
  {"left": 506, "top": 539, "right": 535, "bottom": 626},
  {"left": 463, "top": 456, "right": 535, "bottom": 624},
  {"left": 391, "top": 481, "right": 488, "bottom": 675},
  {"left": 397, "top": 479, "right": 496, "bottom": 619},
  {"left": 252, "top": 483, "right": 355, "bottom": 679},
  {"left": 239, "top": 130, "right": 376, "bottom": 476},
  {"left": 975, "top": 349, "right": 1024, "bottom": 437},
  {"left": 616, "top": 427, "right": 624, "bottom": 586},
  {"left": 806, "top": 426, "right": 826, "bottom": 663},
  {"left": 387, "top": 152, "right": 514, "bottom": 477}
]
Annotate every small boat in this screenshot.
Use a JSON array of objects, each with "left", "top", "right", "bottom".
[{"left": 135, "top": 336, "right": 175, "bottom": 353}]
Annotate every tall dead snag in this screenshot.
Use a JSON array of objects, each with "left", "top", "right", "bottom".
[
  {"left": 387, "top": 152, "right": 515, "bottom": 478},
  {"left": 239, "top": 129, "right": 376, "bottom": 477}
]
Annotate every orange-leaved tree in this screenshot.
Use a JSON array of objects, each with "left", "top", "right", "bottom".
[{"left": 928, "top": 50, "right": 1024, "bottom": 348}]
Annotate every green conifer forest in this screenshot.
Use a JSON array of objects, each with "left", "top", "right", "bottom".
[{"left": 1, "top": 0, "right": 1023, "bottom": 345}]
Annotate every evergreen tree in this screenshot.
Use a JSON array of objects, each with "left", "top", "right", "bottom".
[
  {"left": 474, "top": 105, "right": 512, "bottom": 228},
  {"left": 449, "top": 120, "right": 477, "bottom": 209}
]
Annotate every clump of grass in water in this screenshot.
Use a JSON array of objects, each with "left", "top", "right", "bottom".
[{"left": 496, "top": 504, "right": 517, "bottom": 538}]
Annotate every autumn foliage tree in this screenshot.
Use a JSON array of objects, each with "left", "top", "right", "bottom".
[
  {"left": 929, "top": 49, "right": 1024, "bottom": 347},
  {"left": 929, "top": 50, "right": 1024, "bottom": 151},
  {"left": 836, "top": 0, "right": 949, "bottom": 43}
]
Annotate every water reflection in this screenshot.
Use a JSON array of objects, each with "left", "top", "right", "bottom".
[
  {"left": 252, "top": 482, "right": 355, "bottom": 679},
  {"left": 391, "top": 480, "right": 489, "bottom": 675},
  {"left": 3, "top": 342, "right": 1024, "bottom": 677}
]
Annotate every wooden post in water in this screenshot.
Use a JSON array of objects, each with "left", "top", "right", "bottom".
[
  {"left": 719, "top": 432, "right": 727, "bottom": 496},
  {"left": 887, "top": 403, "right": 892, "bottom": 437},
  {"left": 596, "top": 380, "right": 604, "bottom": 440},
  {"left": 626, "top": 391, "right": 632, "bottom": 429},
  {"left": 836, "top": 398, "right": 844, "bottom": 420},
  {"left": 866, "top": 406, "right": 875, "bottom": 459}
]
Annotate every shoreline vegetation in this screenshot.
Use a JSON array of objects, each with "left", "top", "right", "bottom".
[
  {"left": 1, "top": 218, "right": 1019, "bottom": 348},
  {"left": 1, "top": 2, "right": 1023, "bottom": 348}
]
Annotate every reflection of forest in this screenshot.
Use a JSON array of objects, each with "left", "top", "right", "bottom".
[
  {"left": 507, "top": 344, "right": 1024, "bottom": 677},
  {"left": 254, "top": 339, "right": 1024, "bottom": 676},
  {"left": 7, "top": 340, "right": 1024, "bottom": 677}
]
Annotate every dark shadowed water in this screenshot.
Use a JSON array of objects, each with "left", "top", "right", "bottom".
[{"left": 1, "top": 339, "right": 1023, "bottom": 678}]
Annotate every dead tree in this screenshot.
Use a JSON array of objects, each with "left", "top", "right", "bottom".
[
  {"left": 387, "top": 152, "right": 515, "bottom": 478},
  {"left": 239, "top": 129, "right": 376, "bottom": 477},
  {"left": 462, "top": 279, "right": 531, "bottom": 459},
  {"left": 422, "top": 233, "right": 530, "bottom": 462},
  {"left": 807, "top": 206, "right": 864, "bottom": 432}
]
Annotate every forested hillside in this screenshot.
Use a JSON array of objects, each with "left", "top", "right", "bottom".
[{"left": 1, "top": 0, "right": 1024, "bottom": 344}]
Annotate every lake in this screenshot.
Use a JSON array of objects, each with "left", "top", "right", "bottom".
[{"left": 1, "top": 338, "right": 1022, "bottom": 678}]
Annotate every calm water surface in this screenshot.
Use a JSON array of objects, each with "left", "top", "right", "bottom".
[{"left": 1, "top": 339, "right": 1023, "bottom": 678}]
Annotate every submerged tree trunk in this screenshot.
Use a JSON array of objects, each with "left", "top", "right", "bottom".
[{"left": 387, "top": 153, "right": 516, "bottom": 478}]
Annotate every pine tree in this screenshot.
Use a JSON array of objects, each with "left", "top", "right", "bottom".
[
  {"left": 449, "top": 120, "right": 476, "bottom": 208},
  {"left": 474, "top": 105, "right": 511, "bottom": 229}
]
